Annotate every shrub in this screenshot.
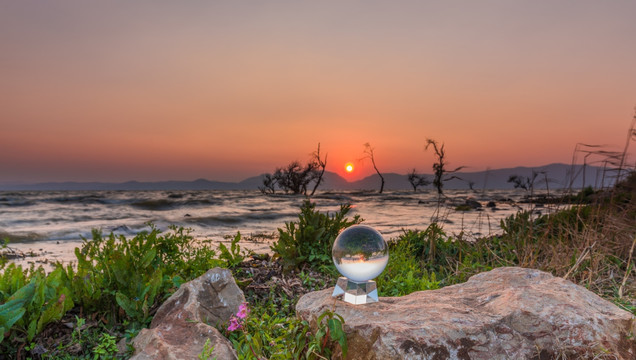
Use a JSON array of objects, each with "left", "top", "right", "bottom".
[
  {"left": 271, "top": 200, "right": 362, "bottom": 272},
  {"left": 224, "top": 298, "right": 346, "bottom": 359},
  {"left": 69, "top": 230, "right": 162, "bottom": 325},
  {"left": 0, "top": 224, "right": 229, "bottom": 357},
  {"left": 376, "top": 233, "right": 439, "bottom": 296},
  {"left": 67, "top": 225, "right": 223, "bottom": 326}
]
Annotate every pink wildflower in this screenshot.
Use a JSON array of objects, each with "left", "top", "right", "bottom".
[
  {"left": 236, "top": 302, "right": 250, "bottom": 319},
  {"left": 227, "top": 316, "right": 241, "bottom": 331}
]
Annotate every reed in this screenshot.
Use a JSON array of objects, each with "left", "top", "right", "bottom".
[{"left": 418, "top": 171, "right": 636, "bottom": 313}]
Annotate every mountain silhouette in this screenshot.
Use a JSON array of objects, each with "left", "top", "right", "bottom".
[{"left": 0, "top": 163, "right": 614, "bottom": 191}]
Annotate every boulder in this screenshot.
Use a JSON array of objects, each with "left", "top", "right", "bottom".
[
  {"left": 465, "top": 198, "right": 482, "bottom": 209},
  {"left": 297, "top": 267, "right": 636, "bottom": 360},
  {"left": 130, "top": 268, "right": 244, "bottom": 360}
]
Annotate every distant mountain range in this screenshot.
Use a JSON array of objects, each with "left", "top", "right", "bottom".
[{"left": 0, "top": 163, "right": 615, "bottom": 191}]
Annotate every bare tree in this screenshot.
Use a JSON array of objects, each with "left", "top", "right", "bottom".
[
  {"left": 362, "top": 143, "right": 385, "bottom": 193},
  {"left": 261, "top": 145, "right": 328, "bottom": 196},
  {"left": 273, "top": 161, "right": 319, "bottom": 195},
  {"left": 425, "top": 139, "right": 464, "bottom": 196},
  {"left": 507, "top": 171, "right": 552, "bottom": 207},
  {"left": 507, "top": 172, "right": 539, "bottom": 192},
  {"left": 309, "top": 143, "right": 328, "bottom": 196},
  {"left": 258, "top": 174, "right": 277, "bottom": 194},
  {"left": 407, "top": 168, "right": 430, "bottom": 192}
]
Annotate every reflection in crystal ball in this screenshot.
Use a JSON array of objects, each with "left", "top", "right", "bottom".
[{"left": 332, "top": 225, "right": 388, "bottom": 282}]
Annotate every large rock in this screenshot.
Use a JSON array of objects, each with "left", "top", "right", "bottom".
[
  {"left": 297, "top": 267, "right": 636, "bottom": 360},
  {"left": 131, "top": 268, "right": 245, "bottom": 360}
]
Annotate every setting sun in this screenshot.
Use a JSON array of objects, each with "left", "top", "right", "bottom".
[{"left": 345, "top": 163, "right": 354, "bottom": 173}]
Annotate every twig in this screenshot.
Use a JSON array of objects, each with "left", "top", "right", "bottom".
[
  {"left": 564, "top": 242, "right": 596, "bottom": 280},
  {"left": 618, "top": 236, "right": 636, "bottom": 298},
  {"left": 485, "top": 244, "right": 511, "bottom": 266},
  {"left": 309, "top": 350, "right": 330, "bottom": 360}
]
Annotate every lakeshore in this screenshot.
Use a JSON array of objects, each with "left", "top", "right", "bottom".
[{"left": 1, "top": 189, "right": 558, "bottom": 269}]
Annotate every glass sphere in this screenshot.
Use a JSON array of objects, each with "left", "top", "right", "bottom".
[{"left": 332, "top": 225, "right": 388, "bottom": 282}]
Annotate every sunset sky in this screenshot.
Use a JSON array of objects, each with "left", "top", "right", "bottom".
[{"left": 1, "top": 1, "right": 635, "bottom": 184}]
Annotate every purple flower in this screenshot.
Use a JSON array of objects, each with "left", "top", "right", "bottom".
[
  {"left": 227, "top": 303, "right": 250, "bottom": 332},
  {"left": 236, "top": 303, "right": 249, "bottom": 319},
  {"left": 227, "top": 316, "right": 241, "bottom": 331}
]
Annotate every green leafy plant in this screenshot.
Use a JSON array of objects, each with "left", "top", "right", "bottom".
[
  {"left": 309, "top": 310, "right": 347, "bottom": 359},
  {"left": 0, "top": 266, "right": 73, "bottom": 347},
  {"left": 224, "top": 298, "right": 347, "bottom": 360},
  {"left": 271, "top": 200, "right": 362, "bottom": 272},
  {"left": 72, "top": 316, "right": 86, "bottom": 344},
  {"left": 0, "top": 281, "right": 34, "bottom": 343},
  {"left": 218, "top": 232, "right": 245, "bottom": 268},
  {"left": 376, "top": 231, "right": 440, "bottom": 296},
  {"left": 198, "top": 338, "right": 216, "bottom": 360},
  {"left": 66, "top": 225, "right": 224, "bottom": 326},
  {"left": 0, "top": 224, "right": 230, "bottom": 357},
  {"left": 92, "top": 332, "right": 118, "bottom": 359},
  {"left": 0, "top": 239, "right": 10, "bottom": 268},
  {"left": 69, "top": 229, "right": 163, "bottom": 326},
  {"left": 297, "top": 270, "right": 327, "bottom": 292}
]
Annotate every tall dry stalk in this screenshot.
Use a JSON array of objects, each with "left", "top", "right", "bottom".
[
  {"left": 619, "top": 236, "right": 636, "bottom": 299},
  {"left": 616, "top": 109, "right": 636, "bottom": 178}
]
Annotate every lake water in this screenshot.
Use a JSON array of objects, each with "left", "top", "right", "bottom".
[{"left": 0, "top": 189, "right": 559, "bottom": 267}]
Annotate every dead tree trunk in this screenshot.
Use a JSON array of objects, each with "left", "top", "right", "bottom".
[
  {"left": 310, "top": 143, "right": 327, "bottom": 196},
  {"left": 363, "top": 143, "right": 385, "bottom": 193}
]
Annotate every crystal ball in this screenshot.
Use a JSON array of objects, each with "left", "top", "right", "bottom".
[{"left": 332, "top": 225, "right": 388, "bottom": 282}]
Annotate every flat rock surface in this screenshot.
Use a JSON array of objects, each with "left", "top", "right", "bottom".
[
  {"left": 297, "top": 267, "right": 636, "bottom": 360},
  {"left": 131, "top": 268, "right": 244, "bottom": 360}
]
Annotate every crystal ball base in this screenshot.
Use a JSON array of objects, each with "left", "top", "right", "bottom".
[{"left": 332, "top": 277, "right": 378, "bottom": 305}]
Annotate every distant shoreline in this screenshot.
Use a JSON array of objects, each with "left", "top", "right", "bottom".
[{"left": 0, "top": 163, "right": 613, "bottom": 191}]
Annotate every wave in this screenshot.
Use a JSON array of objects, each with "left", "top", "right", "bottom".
[
  {"left": 312, "top": 193, "right": 354, "bottom": 202},
  {"left": 0, "top": 200, "right": 36, "bottom": 207},
  {"left": 183, "top": 199, "right": 219, "bottom": 206},
  {"left": 0, "top": 189, "right": 531, "bottom": 255},
  {"left": 130, "top": 198, "right": 221, "bottom": 210},
  {"left": 0, "top": 229, "right": 46, "bottom": 243},
  {"left": 185, "top": 215, "right": 243, "bottom": 225},
  {"left": 106, "top": 224, "right": 145, "bottom": 237},
  {"left": 130, "top": 199, "right": 176, "bottom": 210},
  {"left": 184, "top": 211, "right": 297, "bottom": 227},
  {"left": 53, "top": 195, "right": 108, "bottom": 204},
  {"left": 0, "top": 195, "right": 37, "bottom": 207}
]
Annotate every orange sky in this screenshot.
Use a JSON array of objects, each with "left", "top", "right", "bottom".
[{"left": 1, "top": 1, "right": 635, "bottom": 183}]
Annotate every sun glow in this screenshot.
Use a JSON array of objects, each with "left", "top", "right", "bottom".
[{"left": 345, "top": 163, "right": 354, "bottom": 173}]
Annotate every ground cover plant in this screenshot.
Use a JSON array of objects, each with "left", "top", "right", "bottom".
[
  {"left": 270, "top": 200, "right": 362, "bottom": 273},
  {"left": 0, "top": 171, "right": 634, "bottom": 359}
]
